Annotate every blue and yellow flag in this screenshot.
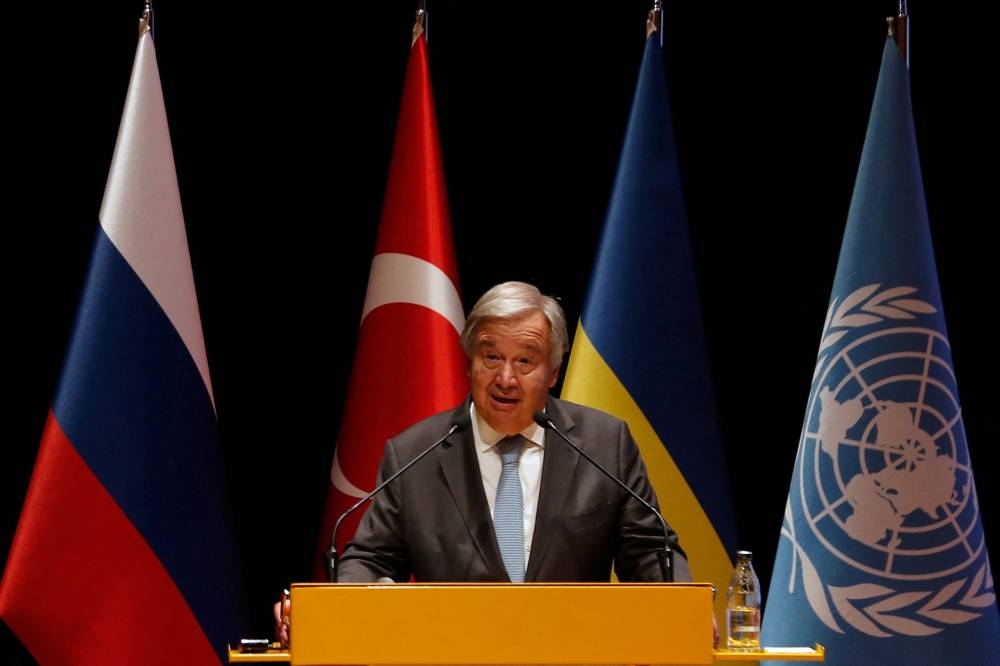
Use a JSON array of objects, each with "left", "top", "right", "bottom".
[
  {"left": 561, "top": 24, "right": 738, "bottom": 620},
  {"left": 760, "top": 35, "right": 1000, "bottom": 664}
]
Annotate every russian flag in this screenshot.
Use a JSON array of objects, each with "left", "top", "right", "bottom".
[{"left": 0, "top": 22, "right": 246, "bottom": 665}]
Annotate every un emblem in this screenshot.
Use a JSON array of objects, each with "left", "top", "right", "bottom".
[{"left": 783, "top": 284, "right": 995, "bottom": 636}]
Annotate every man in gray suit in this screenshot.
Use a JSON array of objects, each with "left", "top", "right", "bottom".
[
  {"left": 338, "top": 280, "right": 689, "bottom": 583},
  {"left": 277, "top": 281, "right": 692, "bottom": 641}
]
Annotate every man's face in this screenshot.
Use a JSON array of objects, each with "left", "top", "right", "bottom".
[{"left": 469, "top": 310, "right": 559, "bottom": 435}]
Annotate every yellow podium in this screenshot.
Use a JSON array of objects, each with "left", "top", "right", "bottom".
[{"left": 229, "top": 582, "right": 823, "bottom": 665}]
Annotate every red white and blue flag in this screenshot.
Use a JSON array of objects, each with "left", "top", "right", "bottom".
[{"left": 0, "top": 24, "right": 246, "bottom": 665}]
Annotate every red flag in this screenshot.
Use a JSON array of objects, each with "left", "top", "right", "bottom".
[{"left": 313, "top": 22, "right": 468, "bottom": 579}]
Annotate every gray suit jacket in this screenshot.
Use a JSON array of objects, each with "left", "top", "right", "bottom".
[{"left": 338, "top": 396, "right": 691, "bottom": 583}]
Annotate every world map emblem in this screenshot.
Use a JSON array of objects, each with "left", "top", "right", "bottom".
[{"left": 781, "top": 284, "right": 995, "bottom": 636}]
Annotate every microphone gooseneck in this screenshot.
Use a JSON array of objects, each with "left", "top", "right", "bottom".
[
  {"left": 327, "top": 413, "right": 470, "bottom": 582},
  {"left": 532, "top": 410, "right": 674, "bottom": 582}
]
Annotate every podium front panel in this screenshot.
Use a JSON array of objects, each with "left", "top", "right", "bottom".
[{"left": 290, "top": 582, "right": 714, "bottom": 665}]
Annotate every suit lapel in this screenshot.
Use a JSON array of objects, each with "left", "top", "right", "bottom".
[
  {"left": 437, "top": 408, "right": 508, "bottom": 579},
  {"left": 525, "top": 399, "right": 580, "bottom": 581}
]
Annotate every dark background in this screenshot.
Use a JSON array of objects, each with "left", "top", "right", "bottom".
[{"left": 3, "top": 1, "right": 996, "bottom": 661}]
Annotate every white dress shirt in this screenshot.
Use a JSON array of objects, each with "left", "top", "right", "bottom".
[{"left": 470, "top": 403, "right": 545, "bottom": 569}]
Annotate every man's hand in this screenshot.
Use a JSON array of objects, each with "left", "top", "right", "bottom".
[{"left": 272, "top": 589, "right": 291, "bottom": 646}]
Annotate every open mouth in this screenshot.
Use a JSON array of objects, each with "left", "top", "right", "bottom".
[{"left": 491, "top": 394, "right": 519, "bottom": 406}]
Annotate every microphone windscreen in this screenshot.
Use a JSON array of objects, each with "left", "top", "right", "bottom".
[{"left": 452, "top": 409, "right": 472, "bottom": 432}]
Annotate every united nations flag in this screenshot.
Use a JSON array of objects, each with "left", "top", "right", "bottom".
[{"left": 760, "top": 26, "right": 1000, "bottom": 666}]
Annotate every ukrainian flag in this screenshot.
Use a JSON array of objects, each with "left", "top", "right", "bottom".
[{"left": 561, "top": 21, "right": 738, "bottom": 627}]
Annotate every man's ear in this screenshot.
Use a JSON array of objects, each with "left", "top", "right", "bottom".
[{"left": 547, "top": 365, "right": 560, "bottom": 389}]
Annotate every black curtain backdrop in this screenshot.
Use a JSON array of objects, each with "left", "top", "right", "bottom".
[{"left": 3, "top": 1, "right": 996, "bottom": 660}]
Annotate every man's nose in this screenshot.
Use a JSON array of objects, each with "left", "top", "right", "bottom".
[{"left": 495, "top": 363, "right": 518, "bottom": 387}]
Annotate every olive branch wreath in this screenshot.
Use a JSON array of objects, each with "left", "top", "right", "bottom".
[
  {"left": 812, "top": 283, "right": 936, "bottom": 382},
  {"left": 781, "top": 502, "right": 996, "bottom": 636}
]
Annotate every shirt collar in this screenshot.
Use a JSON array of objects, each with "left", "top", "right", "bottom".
[{"left": 470, "top": 402, "right": 546, "bottom": 453}]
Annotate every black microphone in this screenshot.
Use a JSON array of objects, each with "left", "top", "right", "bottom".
[
  {"left": 532, "top": 411, "right": 674, "bottom": 582},
  {"left": 326, "top": 411, "right": 471, "bottom": 582}
]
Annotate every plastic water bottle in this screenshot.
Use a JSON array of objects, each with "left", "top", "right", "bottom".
[{"left": 726, "top": 550, "right": 761, "bottom": 649}]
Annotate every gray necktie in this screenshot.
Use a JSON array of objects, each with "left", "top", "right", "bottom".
[{"left": 494, "top": 436, "right": 525, "bottom": 583}]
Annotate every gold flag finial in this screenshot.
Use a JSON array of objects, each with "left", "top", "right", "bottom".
[
  {"left": 888, "top": 1, "right": 908, "bottom": 63},
  {"left": 646, "top": 0, "right": 662, "bottom": 41},
  {"left": 139, "top": 1, "right": 153, "bottom": 36},
  {"left": 894, "top": 1, "right": 908, "bottom": 61},
  {"left": 413, "top": 1, "right": 427, "bottom": 45}
]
